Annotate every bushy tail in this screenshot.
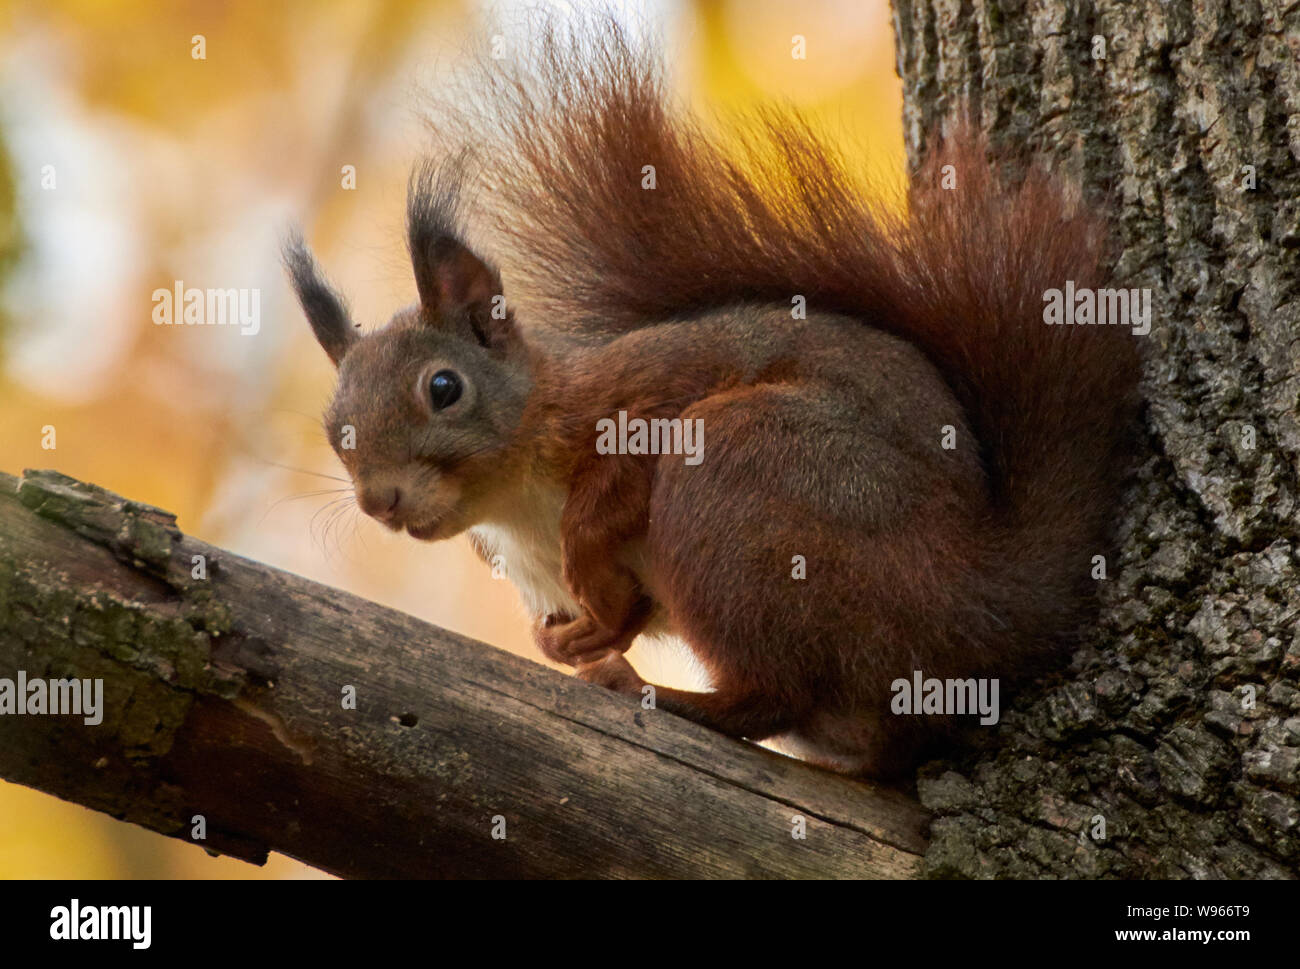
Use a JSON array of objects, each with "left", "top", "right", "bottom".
[{"left": 434, "top": 17, "right": 1140, "bottom": 654}]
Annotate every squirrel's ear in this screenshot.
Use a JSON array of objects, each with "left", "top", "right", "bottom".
[
  {"left": 407, "top": 160, "right": 514, "bottom": 354},
  {"left": 282, "top": 233, "right": 357, "bottom": 367},
  {"left": 411, "top": 234, "right": 502, "bottom": 318}
]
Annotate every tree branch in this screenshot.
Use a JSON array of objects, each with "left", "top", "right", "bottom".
[{"left": 0, "top": 469, "right": 927, "bottom": 878}]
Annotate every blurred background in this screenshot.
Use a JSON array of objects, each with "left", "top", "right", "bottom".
[{"left": 0, "top": 0, "right": 902, "bottom": 877}]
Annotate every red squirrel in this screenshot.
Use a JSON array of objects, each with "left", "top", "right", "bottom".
[{"left": 284, "top": 24, "right": 1139, "bottom": 777}]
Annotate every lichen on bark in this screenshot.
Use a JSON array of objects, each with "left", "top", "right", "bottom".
[{"left": 0, "top": 471, "right": 245, "bottom": 815}]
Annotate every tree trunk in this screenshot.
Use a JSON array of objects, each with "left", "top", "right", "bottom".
[
  {"left": 0, "top": 469, "right": 927, "bottom": 878},
  {"left": 892, "top": 0, "right": 1300, "bottom": 877}
]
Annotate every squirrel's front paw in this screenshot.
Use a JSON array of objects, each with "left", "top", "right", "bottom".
[
  {"left": 533, "top": 612, "right": 636, "bottom": 667},
  {"left": 576, "top": 652, "right": 646, "bottom": 696}
]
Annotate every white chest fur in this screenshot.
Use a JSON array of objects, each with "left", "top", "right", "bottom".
[
  {"left": 470, "top": 482, "right": 578, "bottom": 620},
  {"left": 469, "top": 479, "right": 705, "bottom": 689}
]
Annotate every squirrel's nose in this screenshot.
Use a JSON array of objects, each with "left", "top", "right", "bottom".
[{"left": 359, "top": 485, "right": 403, "bottom": 523}]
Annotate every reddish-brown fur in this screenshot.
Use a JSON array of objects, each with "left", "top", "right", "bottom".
[{"left": 288, "top": 20, "right": 1140, "bottom": 777}]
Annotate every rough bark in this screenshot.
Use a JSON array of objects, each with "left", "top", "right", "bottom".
[
  {"left": 0, "top": 469, "right": 927, "bottom": 879},
  {"left": 893, "top": 0, "right": 1300, "bottom": 876}
]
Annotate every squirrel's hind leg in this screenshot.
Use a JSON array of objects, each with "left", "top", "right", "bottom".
[
  {"left": 577, "top": 653, "right": 925, "bottom": 775},
  {"left": 576, "top": 652, "right": 799, "bottom": 740},
  {"left": 640, "top": 375, "right": 978, "bottom": 777}
]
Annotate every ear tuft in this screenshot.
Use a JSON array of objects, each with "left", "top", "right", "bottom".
[
  {"left": 282, "top": 230, "right": 357, "bottom": 367},
  {"left": 407, "top": 159, "right": 513, "bottom": 352}
]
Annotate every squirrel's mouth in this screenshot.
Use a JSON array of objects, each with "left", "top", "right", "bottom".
[{"left": 405, "top": 517, "right": 448, "bottom": 541}]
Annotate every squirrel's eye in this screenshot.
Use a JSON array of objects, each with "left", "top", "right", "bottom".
[{"left": 428, "top": 369, "right": 463, "bottom": 410}]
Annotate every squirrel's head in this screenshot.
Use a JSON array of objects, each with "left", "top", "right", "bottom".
[{"left": 284, "top": 173, "right": 531, "bottom": 541}]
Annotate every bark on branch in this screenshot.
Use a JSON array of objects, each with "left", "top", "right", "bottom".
[
  {"left": 892, "top": 0, "right": 1300, "bottom": 878},
  {"left": 0, "top": 469, "right": 927, "bottom": 879}
]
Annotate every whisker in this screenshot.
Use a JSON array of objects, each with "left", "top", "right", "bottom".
[
  {"left": 258, "top": 486, "right": 353, "bottom": 528},
  {"left": 257, "top": 458, "right": 351, "bottom": 483},
  {"left": 311, "top": 495, "right": 355, "bottom": 552}
]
